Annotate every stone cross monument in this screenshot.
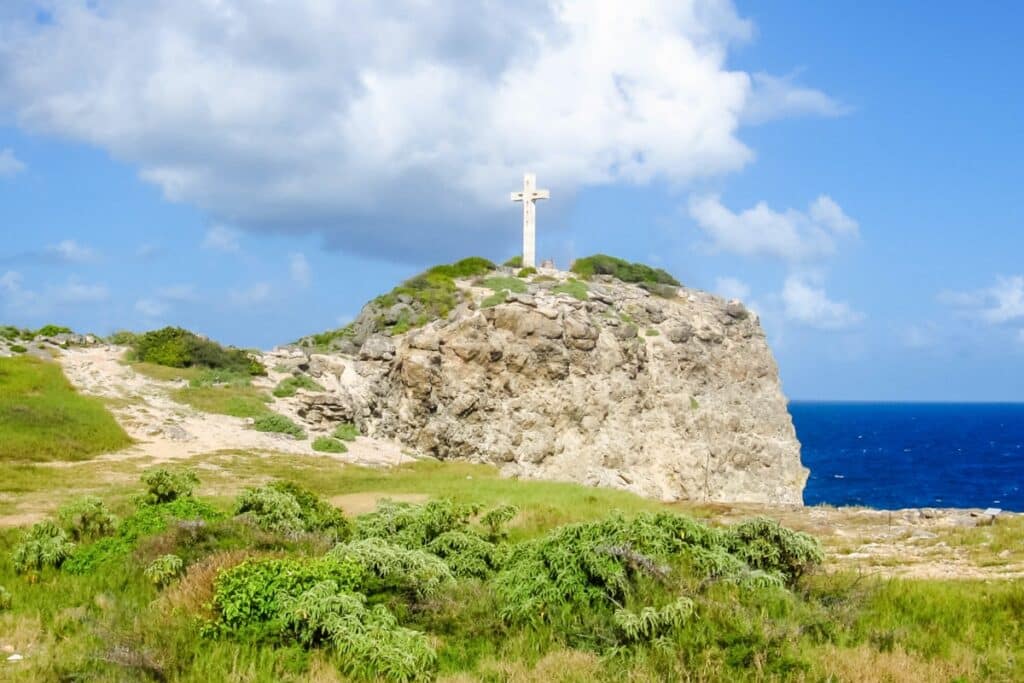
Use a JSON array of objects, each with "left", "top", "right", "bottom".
[{"left": 510, "top": 172, "right": 549, "bottom": 269}]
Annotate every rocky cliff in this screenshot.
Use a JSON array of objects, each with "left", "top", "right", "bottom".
[{"left": 277, "top": 263, "right": 808, "bottom": 504}]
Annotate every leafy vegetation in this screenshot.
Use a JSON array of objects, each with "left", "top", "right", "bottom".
[
  {"left": 312, "top": 436, "right": 347, "bottom": 453},
  {"left": 273, "top": 374, "right": 323, "bottom": 397},
  {"left": 58, "top": 496, "right": 118, "bottom": 541},
  {"left": 517, "top": 267, "right": 537, "bottom": 277},
  {"left": 0, "top": 356, "right": 131, "bottom": 461},
  {"left": 252, "top": 413, "right": 306, "bottom": 438},
  {"left": 304, "top": 257, "right": 497, "bottom": 347},
  {"left": 129, "top": 326, "right": 265, "bottom": 375},
  {"left": 481, "top": 276, "right": 528, "bottom": 294},
  {"left": 553, "top": 278, "right": 589, "bottom": 301},
  {"left": 571, "top": 254, "right": 680, "bottom": 286},
  {"left": 140, "top": 468, "right": 199, "bottom": 504},
  {"left": 2, "top": 455, "right": 1023, "bottom": 681},
  {"left": 12, "top": 520, "right": 75, "bottom": 573},
  {"left": 9, "top": 344, "right": 28, "bottom": 353},
  {"left": 332, "top": 422, "right": 360, "bottom": 441},
  {"left": 480, "top": 290, "right": 508, "bottom": 308},
  {"left": 36, "top": 324, "right": 73, "bottom": 337},
  {"left": 145, "top": 554, "right": 184, "bottom": 587},
  {"left": 503, "top": 255, "right": 523, "bottom": 267},
  {"left": 0, "top": 584, "right": 10, "bottom": 610}
]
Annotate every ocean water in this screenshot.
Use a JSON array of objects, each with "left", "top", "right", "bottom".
[{"left": 791, "top": 402, "right": 1024, "bottom": 511}]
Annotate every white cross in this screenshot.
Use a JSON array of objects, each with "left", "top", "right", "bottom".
[{"left": 510, "top": 172, "right": 549, "bottom": 269}]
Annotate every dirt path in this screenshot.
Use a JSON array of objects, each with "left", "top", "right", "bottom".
[{"left": 56, "top": 346, "right": 406, "bottom": 468}]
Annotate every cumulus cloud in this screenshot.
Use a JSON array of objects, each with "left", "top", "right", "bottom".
[
  {"left": 713, "top": 276, "right": 750, "bottom": 301},
  {"left": 941, "top": 275, "right": 1024, "bottom": 326},
  {"left": 54, "top": 279, "right": 109, "bottom": 304},
  {"left": 289, "top": 253, "right": 311, "bottom": 287},
  {"left": 45, "top": 239, "right": 97, "bottom": 263},
  {"left": 202, "top": 225, "right": 241, "bottom": 253},
  {"left": 0, "top": 0, "right": 840, "bottom": 260},
  {"left": 689, "top": 194, "right": 859, "bottom": 262},
  {"left": 781, "top": 274, "right": 863, "bottom": 330},
  {"left": 0, "top": 148, "right": 26, "bottom": 178},
  {"left": 229, "top": 282, "right": 272, "bottom": 307},
  {"left": 742, "top": 73, "right": 849, "bottom": 124}
]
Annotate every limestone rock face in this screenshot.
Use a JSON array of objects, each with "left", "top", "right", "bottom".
[{"left": 290, "top": 274, "right": 807, "bottom": 504}]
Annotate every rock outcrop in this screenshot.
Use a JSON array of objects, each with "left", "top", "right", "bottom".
[{"left": 281, "top": 269, "right": 808, "bottom": 504}]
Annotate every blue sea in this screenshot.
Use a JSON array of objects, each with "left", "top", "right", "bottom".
[{"left": 791, "top": 402, "right": 1024, "bottom": 511}]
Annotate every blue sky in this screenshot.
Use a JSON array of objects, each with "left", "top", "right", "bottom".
[{"left": 1, "top": 1, "right": 1022, "bottom": 401}]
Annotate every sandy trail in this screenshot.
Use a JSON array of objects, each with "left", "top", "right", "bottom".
[{"left": 56, "top": 345, "right": 405, "bottom": 468}]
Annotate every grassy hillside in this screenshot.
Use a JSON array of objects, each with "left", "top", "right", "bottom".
[
  {"left": 0, "top": 356, "right": 131, "bottom": 462},
  {"left": 1, "top": 455, "right": 1022, "bottom": 681}
]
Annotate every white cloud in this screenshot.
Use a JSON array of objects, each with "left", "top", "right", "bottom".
[
  {"left": 689, "top": 194, "right": 859, "bottom": 262},
  {"left": 54, "top": 279, "right": 109, "bottom": 304},
  {"left": 0, "top": 0, "right": 840, "bottom": 260},
  {"left": 135, "top": 298, "right": 166, "bottom": 317},
  {"left": 941, "top": 275, "right": 1024, "bottom": 326},
  {"left": 713, "top": 276, "right": 750, "bottom": 301},
  {"left": 0, "top": 270, "right": 23, "bottom": 293},
  {"left": 899, "top": 323, "right": 937, "bottom": 350},
  {"left": 781, "top": 274, "right": 863, "bottom": 330},
  {"left": 742, "top": 73, "right": 849, "bottom": 124},
  {"left": 156, "top": 284, "right": 197, "bottom": 302},
  {"left": 202, "top": 225, "right": 240, "bottom": 253},
  {"left": 45, "top": 239, "right": 97, "bottom": 263},
  {"left": 0, "top": 148, "right": 26, "bottom": 178},
  {"left": 289, "top": 252, "right": 311, "bottom": 287},
  {"left": 229, "top": 282, "right": 272, "bottom": 307}
]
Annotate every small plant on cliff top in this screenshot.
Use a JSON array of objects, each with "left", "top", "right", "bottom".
[{"left": 571, "top": 254, "right": 679, "bottom": 286}]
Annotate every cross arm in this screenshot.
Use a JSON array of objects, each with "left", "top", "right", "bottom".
[
  {"left": 511, "top": 192, "right": 524, "bottom": 202},
  {"left": 533, "top": 190, "right": 550, "bottom": 200}
]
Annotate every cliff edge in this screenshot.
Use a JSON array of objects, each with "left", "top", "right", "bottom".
[{"left": 281, "top": 258, "right": 808, "bottom": 504}]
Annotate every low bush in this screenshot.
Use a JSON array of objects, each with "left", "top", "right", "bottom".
[
  {"left": 234, "top": 482, "right": 352, "bottom": 541},
  {"left": 613, "top": 597, "right": 695, "bottom": 643},
  {"left": 130, "top": 326, "right": 265, "bottom": 375},
  {"left": 552, "top": 279, "right": 589, "bottom": 301},
  {"left": 140, "top": 468, "right": 199, "bottom": 504},
  {"left": 12, "top": 521, "right": 75, "bottom": 573},
  {"left": 58, "top": 496, "right": 118, "bottom": 541},
  {"left": 252, "top": 413, "right": 306, "bottom": 438},
  {"left": 517, "top": 267, "right": 537, "bottom": 277},
  {"left": 312, "top": 436, "right": 347, "bottom": 453},
  {"left": 9, "top": 344, "right": 28, "bottom": 353},
  {"left": 329, "top": 537, "right": 455, "bottom": 598},
  {"left": 0, "top": 585, "right": 10, "bottom": 611},
  {"left": 481, "top": 290, "right": 507, "bottom": 308},
  {"left": 273, "top": 374, "right": 323, "bottom": 398},
  {"left": 106, "top": 330, "right": 138, "bottom": 345},
  {"left": 426, "top": 530, "right": 501, "bottom": 578},
  {"left": 145, "top": 554, "right": 184, "bottom": 587},
  {"left": 480, "top": 504, "right": 519, "bottom": 541},
  {"left": 481, "top": 276, "right": 527, "bottom": 294},
  {"left": 503, "top": 255, "right": 523, "bottom": 267},
  {"left": 332, "top": 423, "right": 359, "bottom": 441},
  {"left": 35, "top": 324, "right": 73, "bottom": 337},
  {"left": 189, "top": 368, "right": 253, "bottom": 388},
  {"left": 354, "top": 499, "right": 479, "bottom": 548},
  {"left": 571, "top": 254, "right": 680, "bottom": 286}
]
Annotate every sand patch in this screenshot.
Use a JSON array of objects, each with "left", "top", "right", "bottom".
[{"left": 331, "top": 492, "right": 430, "bottom": 515}]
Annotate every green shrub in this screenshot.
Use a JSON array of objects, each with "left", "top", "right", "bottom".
[
  {"left": 280, "top": 581, "right": 437, "bottom": 682},
  {"left": 552, "top": 279, "right": 589, "bottom": 301},
  {"left": 0, "top": 325, "right": 22, "bottom": 340},
  {"left": 517, "top": 267, "right": 537, "bottom": 277},
  {"left": 209, "top": 556, "right": 365, "bottom": 636},
  {"left": 354, "top": 499, "right": 479, "bottom": 548},
  {"left": 480, "top": 504, "right": 519, "bottom": 541},
  {"left": 252, "top": 413, "right": 306, "bottom": 438},
  {"left": 426, "top": 530, "right": 501, "bottom": 578},
  {"left": 571, "top": 254, "right": 680, "bottom": 286},
  {"left": 130, "top": 326, "right": 265, "bottom": 375},
  {"left": 312, "top": 436, "right": 347, "bottom": 453},
  {"left": 332, "top": 423, "right": 359, "bottom": 441},
  {"left": 35, "top": 324, "right": 72, "bottom": 337},
  {"left": 480, "top": 290, "right": 507, "bottom": 308},
  {"left": 481, "top": 276, "right": 527, "bottom": 294},
  {"left": 58, "top": 496, "right": 118, "bottom": 541},
  {"left": 0, "top": 585, "right": 10, "bottom": 611},
  {"left": 328, "top": 538, "right": 454, "bottom": 599},
  {"left": 725, "top": 517, "right": 824, "bottom": 583},
  {"left": 235, "top": 482, "right": 352, "bottom": 541},
  {"left": 106, "top": 330, "right": 138, "bottom": 345},
  {"left": 235, "top": 486, "right": 306, "bottom": 536},
  {"left": 64, "top": 496, "right": 222, "bottom": 574},
  {"left": 503, "top": 255, "right": 523, "bottom": 267},
  {"left": 12, "top": 521, "right": 75, "bottom": 573},
  {"left": 613, "top": 597, "right": 695, "bottom": 642},
  {"left": 273, "top": 374, "right": 323, "bottom": 398},
  {"left": 145, "top": 554, "right": 184, "bottom": 587},
  {"left": 140, "top": 468, "right": 199, "bottom": 504},
  {"left": 9, "top": 344, "right": 28, "bottom": 353}
]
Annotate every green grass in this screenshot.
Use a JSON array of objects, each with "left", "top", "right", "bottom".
[
  {"left": 0, "top": 357, "right": 131, "bottom": 462},
  {"left": 172, "top": 385, "right": 272, "bottom": 419},
  {"left": 272, "top": 375, "right": 323, "bottom": 398},
  {"left": 252, "top": 414, "right": 306, "bottom": 438},
  {"left": 1, "top": 455, "right": 1022, "bottom": 681},
  {"left": 645, "top": 328, "right": 660, "bottom": 336},
  {"left": 332, "top": 423, "right": 359, "bottom": 441},
  {"left": 481, "top": 276, "right": 528, "bottom": 294},
  {"left": 552, "top": 278, "right": 589, "bottom": 301},
  {"left": 571, "top": 254, "right": 680, "bottom": 286},
  {"left": 130, "top": 361, "right": 204, "bottom": 383},
  {"left": 480, "top": 290, "right": 508, "bottom": 308},
  {"left": 311, "top": 436, "right": 347, "bottom": 453}
]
